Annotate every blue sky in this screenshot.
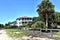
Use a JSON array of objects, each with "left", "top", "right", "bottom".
[{"left": 0, "top": 0, "right": 60, "bottom": 24}]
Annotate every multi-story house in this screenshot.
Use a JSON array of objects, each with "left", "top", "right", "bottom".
[
  {"left": 9, "top": 16, "right": 32, "bottom": 26},
  {"left": 9, "top": 21, "right": 17, "bottom": 26},
  {"left": 16, "top": 16, "right": 32, "bottom": 26}
]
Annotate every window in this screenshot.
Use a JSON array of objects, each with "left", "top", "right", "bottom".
[{"left": 19, "top": 22, "right": 21, "bottom": 24}]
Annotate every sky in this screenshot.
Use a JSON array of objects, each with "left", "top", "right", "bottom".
[{"left": 0, "top": 0, "right": 60, "bottom": 24}]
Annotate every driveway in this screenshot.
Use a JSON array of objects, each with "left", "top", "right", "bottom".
[{"left": 0, "top": 29, "right": 13, "bottom": 40}]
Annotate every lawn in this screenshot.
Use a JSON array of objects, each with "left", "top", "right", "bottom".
[{"left": 5, "top": 29, "right": 28, "bottom": 38}]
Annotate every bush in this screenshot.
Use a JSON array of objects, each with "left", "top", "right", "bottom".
[
  {"left": 18, "top": 25, "right": 27, "bottom": 29},
  {"left": 27, "top": 22, "right": 34, "bottom": 28},
  {"left": 31, "top": 21, "right": 46, "bottom": 29},
  {"left": 10, "top": 26, "right": 18, "bottom": 29},
  {"left": 4, "top": 26, "right": 18, "bottom": 29}
]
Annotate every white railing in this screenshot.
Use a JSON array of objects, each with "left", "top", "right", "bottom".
[{"left": 22, "top": 28, "right": 60, "bottom": 38}]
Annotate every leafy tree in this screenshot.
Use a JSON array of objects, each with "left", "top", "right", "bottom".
[
  {"left": 33, "top": 17, "right": 41, "bottom": 22},
  {"left": 5, "top": 23, "right": 10, "bottom": 29},
  {"left": 5, "top": 23, "right": 10, "bottom": 26},
  {"left": 37, "top": 0, "right": 55, "bottom": 28},
  {"left": 0, "top": 24, "right": 4, "bottom": 28},
  {"left": 54, "top": 12, "right": 60, "bottom": 25}
]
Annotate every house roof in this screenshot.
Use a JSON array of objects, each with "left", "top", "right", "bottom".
[
  {"left": 21, "top": 16, "right": 30, "bottom": 18},
  {"left": 9, "top": 21, "right": 16, "bottom": 24},
  {"left": 16, "top": 16, "right": 32, "bottom": 20}
]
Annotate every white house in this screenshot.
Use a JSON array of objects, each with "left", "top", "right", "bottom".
[
  {"left": 16, "top": 16, "right": 32, "bottom": 26},
  {"left": 9, "top": 21, "right": 17, "bottom": 26},
  {"left": 9, "top": 16, "right": 32, "bottom": 26}
]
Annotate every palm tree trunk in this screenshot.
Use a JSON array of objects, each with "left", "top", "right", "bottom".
[{"left": 46, "top": 13, "right": 48, "bottom": 28}]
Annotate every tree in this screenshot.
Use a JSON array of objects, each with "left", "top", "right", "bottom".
[
  {"left": 5, "top": 23, "right": 10, "bottom": 29},
  {"left": 33, "top": 17, "right": 41, "bottom": 22},
  {"left": 5, "top": 23, "right": 10, "bottom": 26},
  {"left": 0, "top": 24, "right": 4, "bottom": 28},
  {"left": 37, "top": 0, "right": 55, "bottom": 28},
  {"left": 54, "top": 12, "right": 60, "bottom": 25}
]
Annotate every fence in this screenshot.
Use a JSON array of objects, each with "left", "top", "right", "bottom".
[{"left": 22, "top": 28, "right": 60, "bottom": 39}]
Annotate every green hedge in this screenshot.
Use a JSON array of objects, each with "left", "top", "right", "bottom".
[{"left": 4, "top": 26, "right": 18, "bottom": 29}]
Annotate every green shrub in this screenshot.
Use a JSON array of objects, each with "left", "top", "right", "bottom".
[
  {"left": 32, "top": 21, "right": 46, "bottom": 28},
  {"left": 18, "top": 25, "right": 27, "bottom": 29},
  {"left": 4, "top": 26, "right": 10, "bottom": 29},
  {"left": 27, "top": 22, "right": 34, "bottom": 28},
  {"left": 4, "top": 26, "right": 18, "bottom": 29}
]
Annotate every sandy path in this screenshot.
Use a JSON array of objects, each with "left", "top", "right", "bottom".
[
  {"left": 0, "top": 29, "right": 54, "bottom": 40},
  {"left": 0, "top": 29, "right": 13, "bottom": 40}
]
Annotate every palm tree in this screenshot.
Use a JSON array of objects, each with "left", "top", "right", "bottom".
[{"left": 37, "top": 0, "right": 55, "bottom": 28}]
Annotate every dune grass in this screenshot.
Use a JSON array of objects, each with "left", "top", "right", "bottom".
[
  {"left": 53, "top": 31, "right": 60, "bottom": 38},
  {"left": 54, "top": 31, "right": 60, "bottom": 35},
  {"left": 5, "top": 29, "right": 28, "bottom": 38}
]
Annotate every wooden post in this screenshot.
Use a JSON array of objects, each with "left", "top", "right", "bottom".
[
  {"left": 51, "top": 29, "right": 53, "bottom": 38},
  {"left": 40, "top": 28, "right": 41, "bottom": 35}
]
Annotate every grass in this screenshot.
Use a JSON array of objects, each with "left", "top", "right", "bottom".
[
  {"left": 5, "top": 29, "right": 28, "bottom": 38},
  {"left": 54, "top": 31, "right": 60, "bottom": 38},
  {"left": 54, "top": 31, "right": 60, "bottom": 35}
]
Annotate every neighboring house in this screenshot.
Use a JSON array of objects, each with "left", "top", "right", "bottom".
[
  {"left": 16, "top": 16, "right": 32, "bottom": 26},
  {"left": 9, "top": 16, "right": 32, "bottom": 26},
  {"left": 9, "top": 21, "right": 17, "bottom": 26}
]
